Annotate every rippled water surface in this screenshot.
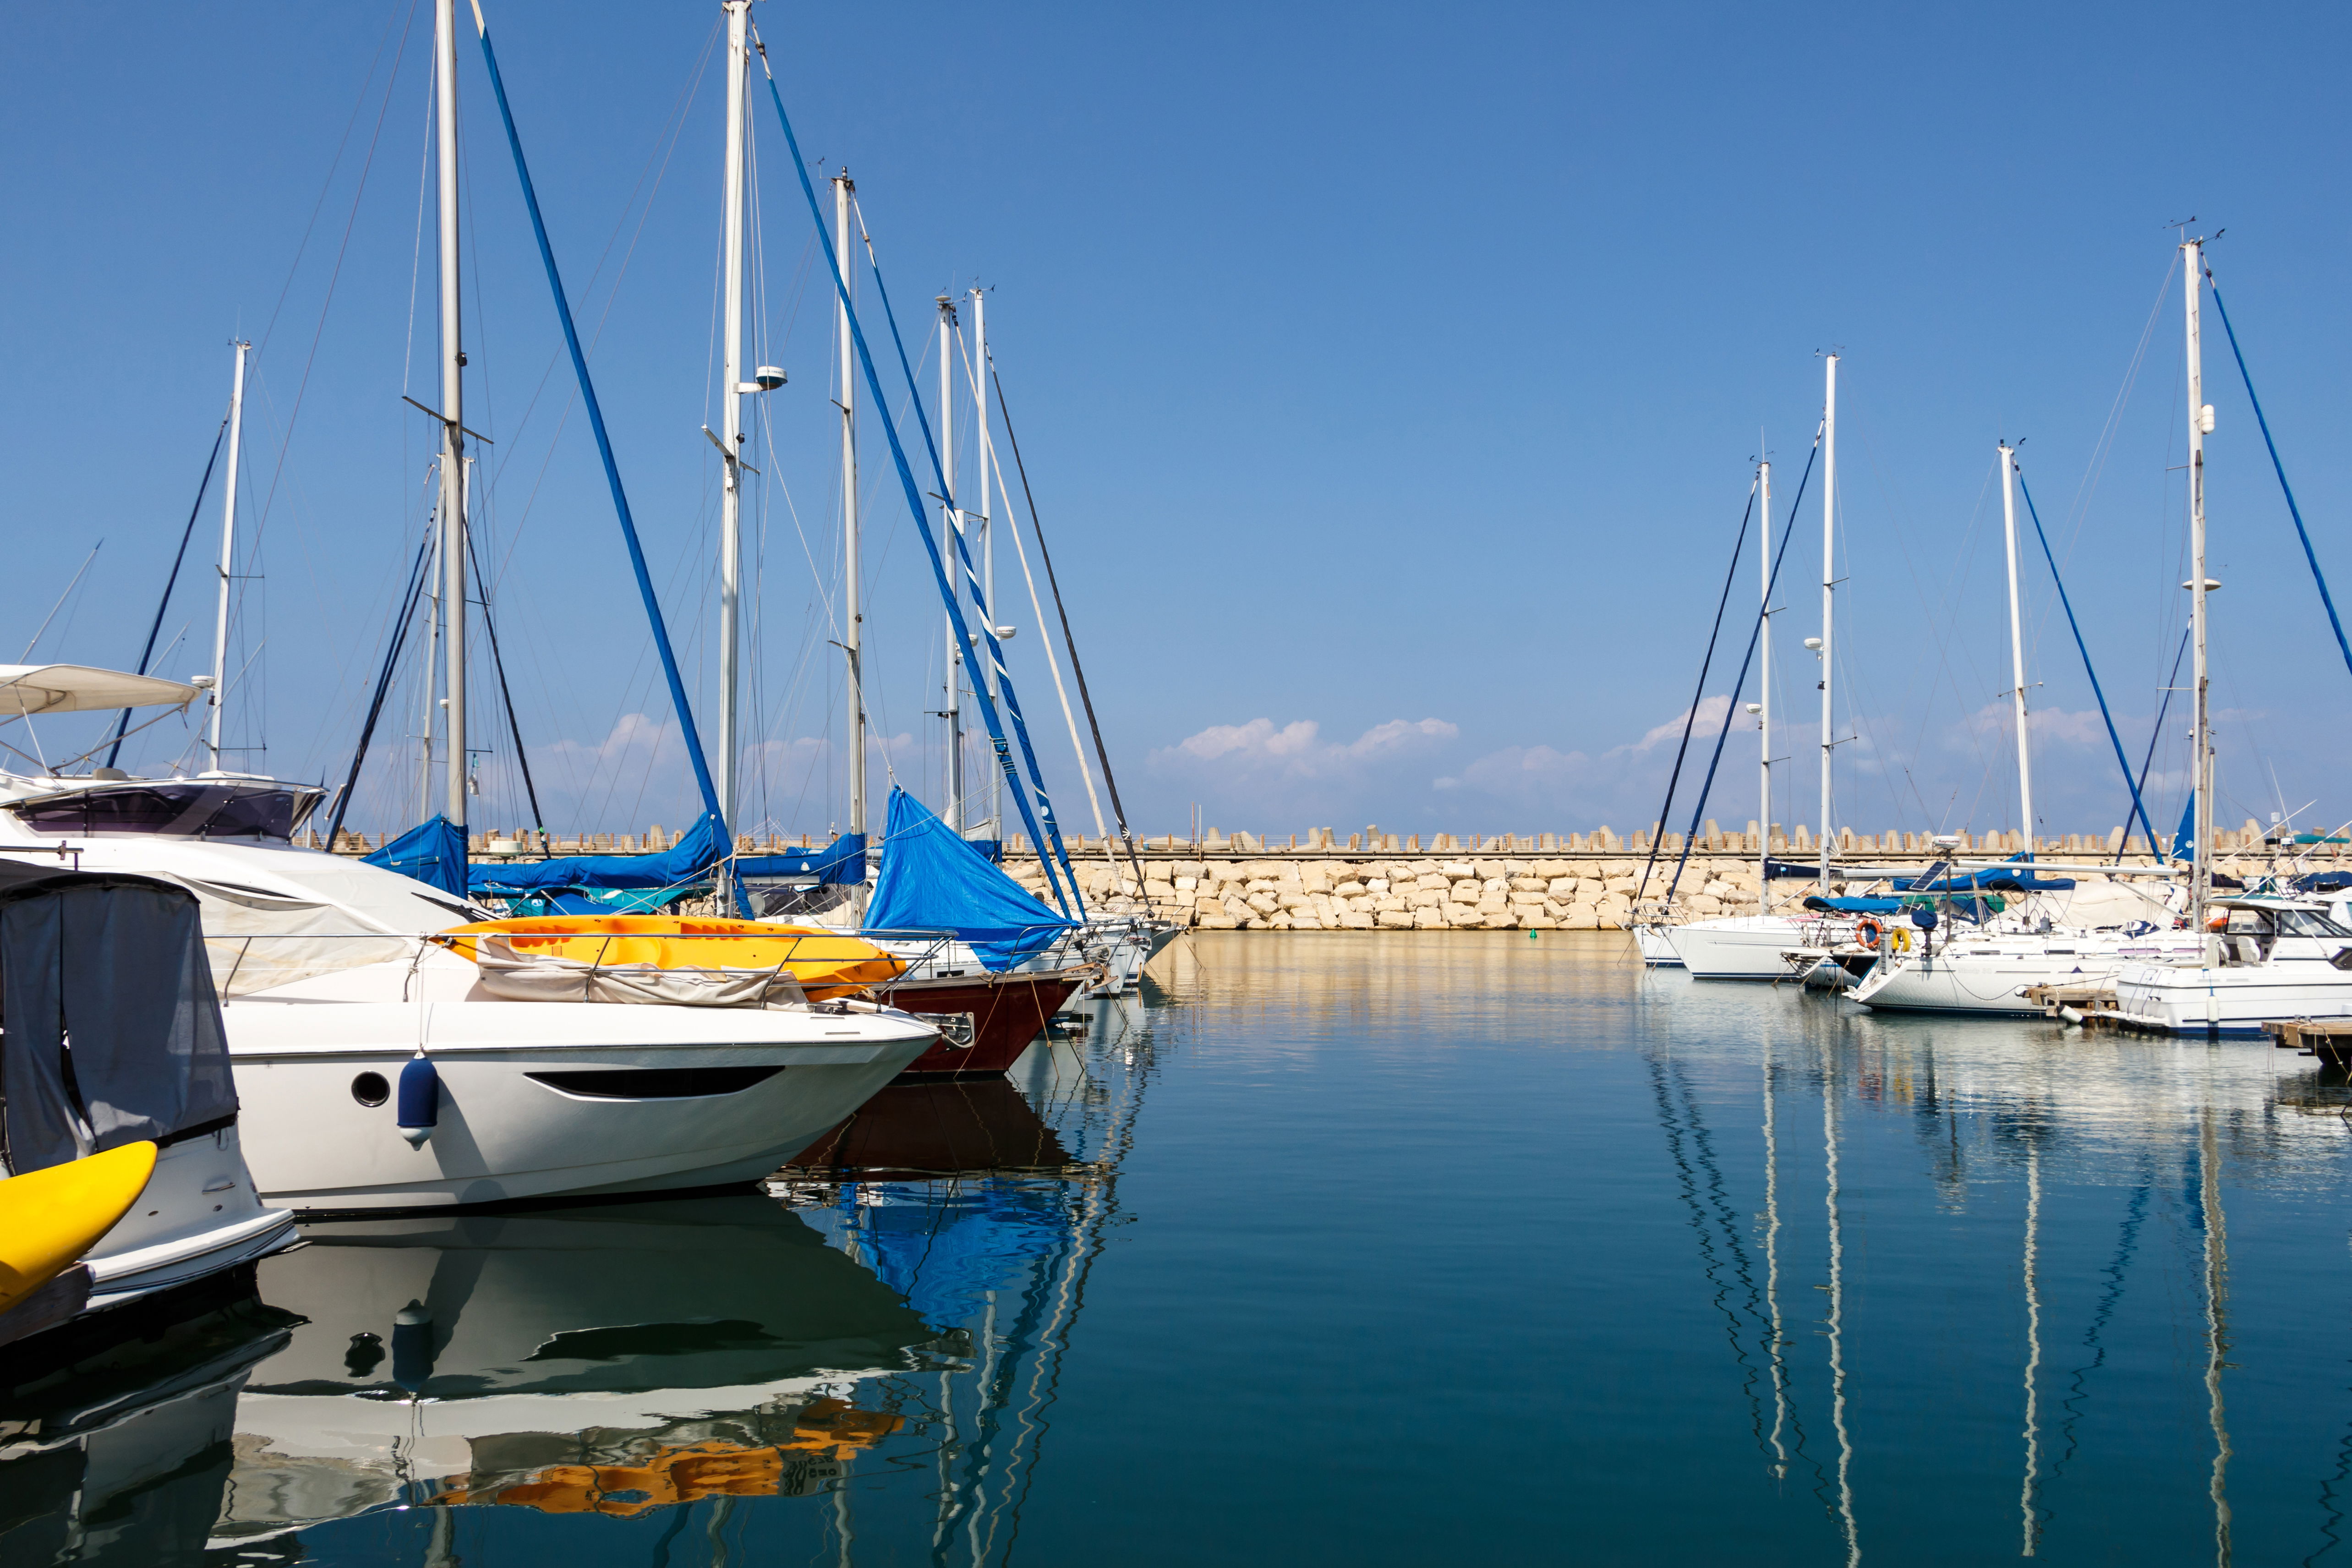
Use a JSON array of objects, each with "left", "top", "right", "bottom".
[{"left": 9, "top": 931, "right": 2352, "bottom": 1566}]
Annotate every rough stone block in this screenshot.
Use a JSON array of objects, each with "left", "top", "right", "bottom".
[{"left": 1378, "top": 909, "right": 1416, "bottom": 929}]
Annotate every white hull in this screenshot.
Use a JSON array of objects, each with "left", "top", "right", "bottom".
[
  {"left": 1666, "top": 916, "right": 1832, "bottom": 981},
  {"left": 228, "top": 974, "right": 934, "bottom": 1210},
  {"left": 0, "top": 832, "right": 938, "bottom": 1213},
  {"left": 1852, "top": 932, "right": 2206, "bottom": 1017},
  {"left": 80, "top": 1126, "right": 297, "bottom": 1310},
  {"left": 2112, "top": 958, "right": 2352, "bottom": 1036},
  {"left": 1633, "top": 926, "right": 1683, "bottom": 967}
]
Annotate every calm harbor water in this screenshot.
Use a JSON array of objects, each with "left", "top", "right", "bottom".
[{"left": 8, "top": 930, "right": 2352, "bottom": 1565}]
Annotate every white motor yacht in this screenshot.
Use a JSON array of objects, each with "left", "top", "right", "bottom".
[
  {"left": 2109, "top": 895, "right": 2352, "bottom": 1036},
  {"left": 0, "top": 668, "right": 938, "bottom": 1213}
]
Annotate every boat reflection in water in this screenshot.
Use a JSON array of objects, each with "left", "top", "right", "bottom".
[
  {"left": 0, "top": 995, "right": 1154, "bottom": 1563},
  {"left": 211, "top": 1196, "right": 936, "bottom": 1544},
  {"left": 0, "top": 1276, "right": 297, "bottom": 1565}
]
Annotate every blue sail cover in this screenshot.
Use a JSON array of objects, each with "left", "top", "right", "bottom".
[
  {"left": 865, "top": 787, "right": 1075, "bottom": 971},
  {"left": 2170, "top": 792, "right": 2197, "bottom": 863},
  {"left": 366, "top": 816, "right": 469, "bottom": 898},
  {"left": 737, "top": 833, "right": 868, "bottom": 885},
  {"left": 468, "top": 810, "right": 726, "bottom": 898}
]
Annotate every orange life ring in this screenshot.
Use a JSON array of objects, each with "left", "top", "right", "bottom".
[{"left": 1856, "top": 917, "right": 1884, "bottom": 949}]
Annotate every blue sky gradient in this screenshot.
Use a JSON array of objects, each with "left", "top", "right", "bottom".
[{"left": 3, "top": 1, "right": 2348, "bottom": 843}]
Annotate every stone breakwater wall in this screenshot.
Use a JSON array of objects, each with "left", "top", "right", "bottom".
[
  {"left": 1007, "top": 852, "right": 1789, "bottom": 931},
  {"left": 1003, "top": 847, "right": 2298, "bottom": 932}
]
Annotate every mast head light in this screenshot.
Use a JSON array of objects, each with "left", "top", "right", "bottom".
[
  {"left": 1802, "top": 637, "right": 1823, "bottom": 652},
  {"left": 1743, "top": 702, "right": 1762, "bottom": 715},
  {"left": 2198, "top": 404, "right": 2216, "bottom": 434}
]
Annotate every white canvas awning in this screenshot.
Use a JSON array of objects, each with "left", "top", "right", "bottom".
[{"left": 0, "top": 664, "right": 200, "bottom": 716}]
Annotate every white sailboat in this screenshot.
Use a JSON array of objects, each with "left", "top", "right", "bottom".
[
  {"left": 1850, "top": 441, "right": 2199, "bottom": 1014},
  {"left": 1669, "top": 355, "right": 1858, "bottom": 981},
  {"left": 2107, "top": 233, "right": 2352, "bottom": 1032}
]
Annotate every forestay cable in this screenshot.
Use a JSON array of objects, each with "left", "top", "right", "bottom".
[
  {"left": 749, "top": 31, "right": 1075, "bottom": 916},
  {"left": 2203, "top": 264, "right": 2352, "bottom": 685}
]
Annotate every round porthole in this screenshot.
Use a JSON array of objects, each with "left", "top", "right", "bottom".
[{"left": 351, "top": 1071, "right": 390, "bottom": 1108}]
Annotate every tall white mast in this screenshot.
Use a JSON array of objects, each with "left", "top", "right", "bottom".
[
  {"left": 434, "top": 0, "right": 467, "bottom": 827},
  {"left": 834, "top": 172, "right": 865, "bottom": 847},
  {"left": 418, "top": 532, "right": 439, "bottom": 817},
  {"left": 714, "top": 0, "right": 750, "bottom": 841},
  {"left": 970, "top": 285, "right": 999, "bottom": 838},
  {"left": 1998, "top": 442, "right": 2035, "bottom": 857},
  {"left": 937, "top": 295, "right": 963, "bottom": 832},
  {"left": 2184, "top": 237, "right": 2213, "bottom": 943},
  {"left": 1817, "top": 353, "right": 1838, "bottom": 889},
  {"left": 1756, "top": 457, "right": 1772, "bottom": 912},
  {"left": 207, "top": 339, "right": 250, "bottom": 767}
]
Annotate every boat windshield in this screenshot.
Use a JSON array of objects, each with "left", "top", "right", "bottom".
[
  {"left": 2276, "top": 907, "right": 2352, "bottom": 938},
  {"left": 7, "top": 781, "right": 323, "bottom": 842}
]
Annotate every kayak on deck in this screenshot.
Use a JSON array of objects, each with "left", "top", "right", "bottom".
[
  {"left": 435, "top": 915, "right": 907, "bottom": 1000},
  {"left": 0, "top": 1141, "right": 157, "bottom": 1315}
]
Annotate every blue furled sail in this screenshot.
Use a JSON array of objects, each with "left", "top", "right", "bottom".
[
  {"left": 2170, "top": 792, "right": 2197, "bottom": 863},
  {"left": 866, "top": 788, "right": 1074, "bottom": 970},
  {"left": 469, "top": 811, "right": 725, "bottom": 902},
  {"left": 366, "top": 817, "right": 469, "bottom": 899},
  {"left": 735, "top": 833, "right": 868, "bottom": 884}
]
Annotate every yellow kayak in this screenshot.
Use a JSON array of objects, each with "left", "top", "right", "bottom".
[
  {"left": 438, "top": 916, "right": 906, "bottom": 1000},
  {"left": 0, "top": 1141, "right": 157, "bottom": 1313}
]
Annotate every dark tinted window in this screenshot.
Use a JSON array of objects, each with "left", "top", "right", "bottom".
[{"left": 11, "top": 781, "right": 322, "bottom": 841}]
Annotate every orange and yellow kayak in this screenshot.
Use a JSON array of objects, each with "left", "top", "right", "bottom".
[
  {"left": 0, "top": 1140, "right": 156, "bottom": 1314},
  {"left": 438, "top": 916, "right": 905, "bottom": 1000}
]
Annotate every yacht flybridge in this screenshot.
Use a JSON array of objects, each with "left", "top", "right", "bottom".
[{"left": 0, "top": 667, "right": 938, "bottom": 1213}]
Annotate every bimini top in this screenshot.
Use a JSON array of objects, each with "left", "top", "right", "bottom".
[{"left": 0, "top": 664, "right": 200, "bottom": 716}]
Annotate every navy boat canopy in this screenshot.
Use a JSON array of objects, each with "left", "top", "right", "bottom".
[
  {"left": 865, "top": 787, "right": 1075, "bottom": 971},
  {"left": 468, "top": 811, "right": 727, "bottom": 898}
]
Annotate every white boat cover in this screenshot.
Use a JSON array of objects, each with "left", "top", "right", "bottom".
[
  {"left": 169, "top": 875, "right": 412, "bottom": 997},
  {"left": 470, "top": 936, "right": 811, "bottom": 1009},
  {"left": 0, "top": 663, "right": 200, "bottom": 716}
]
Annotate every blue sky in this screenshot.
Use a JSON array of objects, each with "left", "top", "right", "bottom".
[{"left": 3, "top": 1, "right": 2349, "bottom": 844}]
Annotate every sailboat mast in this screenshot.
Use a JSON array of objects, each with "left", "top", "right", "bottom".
[
  {"left": 971, "top": 285, "right": 999, "bottom": 839},
  {"left": 1999, "top": 442, "right": 2035, "bottom": 857},
  {"left": 834, "top": 171, "right": 864, "bottom": 844},
  {"left": 938, "top": 295, "right": 963, "bottom": 832},
  {"left": 715, "top": 0, "right": 749, "bottom": 842},
  {"left": 434, "top": 0, "right": 468, "bottom": 827},
  {"left": 207, "top": 339, "right": 249, "bottom": 767},
  {"left": 1757, "top": 457, "right": 1772, "bottom": 913},
  {"left": 1818, "top": 353, "right": 1838, "bottom": 889},
  {"left": 2183, "top": 237, "right": 2213, "bottom": 941}
]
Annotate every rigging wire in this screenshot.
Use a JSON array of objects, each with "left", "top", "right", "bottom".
[
  {"left": 466, "top": 526, "right": 545, "bottom": 833},
  {"left": 1663, "top": 436, "right": 1817, "bottom": 904},
  {"left": 2013, "top": 464, "right": 2160, "bottom": 857},
  {"left": 1634, "top": 478, "right": 1760, "bottom": 909},
  {"left": 2203, "top": 263, "right": 2352, "bottom": 686},
  {"left": 107, "top": 417, "right": 227, "bottom": 767},
  {"left": 325, "top": 520, "right": 439, "bottom": 848},
  {"left": 989, "top": 358, "right": 1150, "bottom": 892}
]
